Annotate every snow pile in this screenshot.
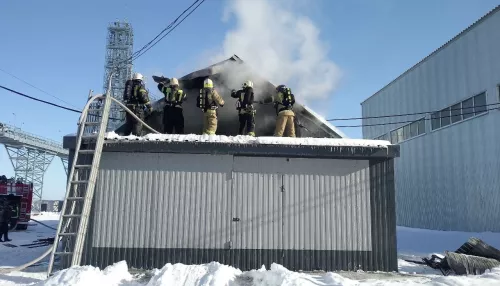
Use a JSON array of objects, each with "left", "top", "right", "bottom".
[
  {"left": 20, "top": 261, "right": 500, "bottom": 286},
  {"left": 147, "top": 262, "right": 241, "bottom": 286},
  {"left": 104, "top": 131, "right": 391, "bottom": 148},
  {"left": 40, "top": 261, "right": 132, "bottom": 286},
  {"left": 240, "top": 263, "right": 356, "bottom": 286}
]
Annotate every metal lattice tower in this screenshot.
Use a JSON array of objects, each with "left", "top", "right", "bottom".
[
  {"left": 102, "top": 21, "right": 134, "bottom": 131},
  {"left": 0, "top": 122, "right": 69, "bottom": 211}
]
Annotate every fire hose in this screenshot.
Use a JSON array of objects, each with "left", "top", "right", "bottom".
[{"left": 0, "top": 96, "right": 160, "bottom": 275}]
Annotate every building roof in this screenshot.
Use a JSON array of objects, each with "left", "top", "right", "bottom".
[
  {"left": 361, "top": 5, "right": 500, "bottom": 105},
  {"left": 115, "top": 55, "right": 346, "bottom": 139},
  {"left": 63, "top": 133, "right": 399, "bottom": 160}
]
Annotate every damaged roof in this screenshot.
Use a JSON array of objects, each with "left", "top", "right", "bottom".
[{"left": 115, "top": 55, "right": 346, "bottom": 138}]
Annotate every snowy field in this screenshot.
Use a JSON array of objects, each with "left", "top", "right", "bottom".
[{"left": 1, "top": 213, "right": 500, "bottom": 285}]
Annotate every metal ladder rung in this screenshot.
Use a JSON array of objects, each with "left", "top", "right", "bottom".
[
  {"left": 54, "top": 252, "right": 73, "bottom": 256},
  {"left": 75, "top": 165, "right": 92, "bottom": 169},
  {"left": 67, "top": 197, "right": 85, "bottom": 201},
  {"left": 78, "top": 150, "right": 95, "bottom": 154},
  {"left": 58, "top": 233, "right": 77, "bottom": 236},
  {"left": 84, "top": 121, "right": 100, "bottom": 126},
  {"left": 71, "top": 180, "right": 88, "bottom": 184},
  {"left": 62, "top": 214, "right": 82, "bottom": 218}
]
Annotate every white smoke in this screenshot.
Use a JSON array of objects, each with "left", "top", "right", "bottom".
[{"left": 211, "top": 0, "right": 342, "bottom": 104}]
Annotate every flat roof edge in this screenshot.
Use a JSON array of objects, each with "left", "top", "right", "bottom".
[{"left": 63, "top": 136, "right": 400, "bottom": 159}]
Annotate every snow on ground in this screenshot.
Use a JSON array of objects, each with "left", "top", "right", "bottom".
[
  {"left": 1, "top": 216, "right": 500, "bottom": 285},
  {"left": 104, "top": 131, "right": 392, "bottom": 148},
  {"left": 0, "top": 212, "right": 59, "bottom": 285}
]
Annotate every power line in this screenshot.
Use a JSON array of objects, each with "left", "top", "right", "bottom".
[
  {"left": 0, "top": 84, "right": 121, "bottom": 121},
  {"left": 326, "top": 102, "right": 500, "bottom": 122},
  {"left": 0, "top": 68, "right": 79, "bottom": 109},
  {"left": 130, "top": 0, "right": 203, "bottom": 61},
  {"left": 113, "top": 0, "right": 205, "bottom": 68},
  {"left": 4, "top": 82, "right": 496, "bottom": 129},
  {"left": 0, "top": 84, "right": 81, "bottom": 113},
  {"left": 335, "top": 105, "right": 499, "bottom": 128},
  {"left": 131, "top": 0, "right": 206, "bottom": 62}
]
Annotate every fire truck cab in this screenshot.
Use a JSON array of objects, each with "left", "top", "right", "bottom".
[{"left": 0, "top": 177, "right": 33, "bottom": 230}]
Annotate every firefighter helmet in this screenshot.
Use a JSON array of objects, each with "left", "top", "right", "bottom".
[
  {"left": 204, "top": 78, "right": 214, "bottom": 88},
  {"left": 170, "top": 77, "right": 179, "bottom": 86},
  {"left": 276, "top": 84, "right": 286, "bottom": 92},
  {"left": 132, "top": 73, "right": 144, "bottom": 81},
  {"left": 242, "top": 80, "right": 253, "bottom": 89}
]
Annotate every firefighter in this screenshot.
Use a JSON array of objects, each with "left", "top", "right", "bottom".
[
  {"left": 0, "top": 199, "right": 12, "bottom": 242},
  {"left": 273, "top": 84, "right": 296, "bottom": 137},
  {"left": 158, "top": 77, "right": 187, "bottom": 134},
  {"left": 197, "top": 78, "right": 224, "bottom": 135},
  {"left": 231, "top": 80, "right": 257, "bottom": 136},
  {"left": 123, "top": 73, "right": 153, "bottom": 136}
]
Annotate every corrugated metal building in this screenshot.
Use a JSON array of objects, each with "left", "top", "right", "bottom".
[
  {"left": 63, "top": 135, "right": 399, "bottom": 272},
  {"left": 361, "top": 6, "right": 500, "bottom": 232}
]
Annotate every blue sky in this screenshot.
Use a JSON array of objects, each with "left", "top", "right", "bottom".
[{"left": 0, "top": 0, "right": 498, "bottom": 200}]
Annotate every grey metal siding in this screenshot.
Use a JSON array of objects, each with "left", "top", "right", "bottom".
[
  {"left": 81, "top": 152, "right": 397, "bottom": 272},
  {"left": 93, "top": 152, "right": 233, "bottom": 249},
  {"left": 231, "top": 172, "right": 282, "bottom": 250},
  {"left": 361, "top": 9, "right": 500, "bottom": 232}
]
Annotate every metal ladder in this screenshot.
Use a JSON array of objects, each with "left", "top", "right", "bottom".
[{"left": 47, "top": 84, "right": 114, "bottom": 276}]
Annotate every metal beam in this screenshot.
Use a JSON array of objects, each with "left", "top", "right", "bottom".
[
  {"left": 0, "top": 122, "right": 69, "bottom": 211},
  {"left": 0, "top": 123, "right": 68, "bottom": 157},
  {"left": 61, "top": 157, "right": 68, "bottom": 176}
]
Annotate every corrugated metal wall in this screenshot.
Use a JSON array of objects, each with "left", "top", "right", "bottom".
[
  {"left": 82, "top": 152, "right": 396, "bottom": 272},
  {"left": 361, "top": 9, "right": 500, "bottom": 232}
]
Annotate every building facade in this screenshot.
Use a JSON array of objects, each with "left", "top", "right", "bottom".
[
  {"left": 63, "top": 135, "right": 399, "bottom": 272},
  {"left": 361, "top": 6, "right": 500, "bottom": 232}
]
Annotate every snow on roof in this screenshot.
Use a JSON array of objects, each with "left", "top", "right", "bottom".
[
  {"left": 300, "top": 105, "right": 348, "bottom": 138},
  {"left": 105, "top": 132, "right": 391, "bottom": 148}
]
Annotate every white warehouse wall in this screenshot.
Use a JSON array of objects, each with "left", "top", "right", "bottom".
[{"left": 361, "top": 7, "right": 500, "bottom": 232}]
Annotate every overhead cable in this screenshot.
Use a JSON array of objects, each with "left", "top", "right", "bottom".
[
  {"left": 335, "top": 105, "right": 498, "bottom": 128},
  {"left": 129, "top": 0, "right": 203, "bottom": 61},
  {"left": 0, "top": 84, "right": 121, "bottom": 121},
  {"left": 2, "top": 83, "right": 497, "bottom": 128},
  {"left": 326, "top": 102, "right": 499, "bottom": 122},
  {"left": 0, "top": 68, "right": 78, "bottom": 109},
  {"left": 130, "top": 0, "right": 206, "bottom": 62}
]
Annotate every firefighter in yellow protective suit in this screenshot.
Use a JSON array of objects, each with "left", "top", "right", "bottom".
[
  {"left": 273, "top": 84, "right": 296, "bottom": 137},
  {"left": 197, "top": 78, "right": 225, "bottom": 135}
]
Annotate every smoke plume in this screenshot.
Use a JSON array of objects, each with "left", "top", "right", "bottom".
[{"left": 212, "top": 0, "right": 342, "bottom": 104}]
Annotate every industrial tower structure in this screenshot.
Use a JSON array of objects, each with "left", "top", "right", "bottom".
[
  {"left": 102, "top": 21, "right": 134, "bottom": 131},
  {"left": 0, "top": 122, "right": 68, "bottom": 211}
]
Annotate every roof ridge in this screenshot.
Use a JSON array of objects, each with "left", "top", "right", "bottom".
[{"left": 361, "top": 4, "right": 500, "bottom": 104}]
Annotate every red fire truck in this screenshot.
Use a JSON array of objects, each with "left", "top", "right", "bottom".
[{"left": 0, "top": 179, "right": 33, "bottom": 230}]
